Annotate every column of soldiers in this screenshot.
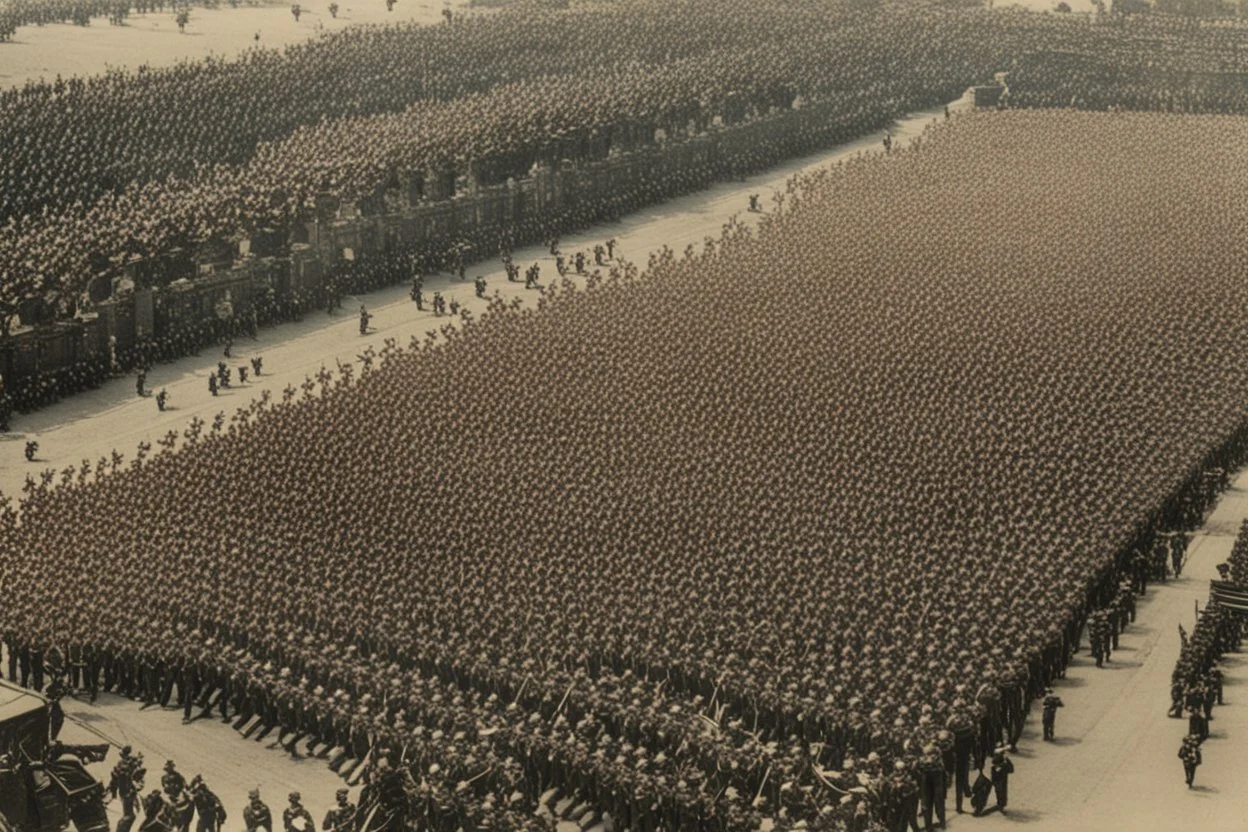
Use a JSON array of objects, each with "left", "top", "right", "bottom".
[{"left": 1169, "top": 539, "right": 1247, "bottom": 788}]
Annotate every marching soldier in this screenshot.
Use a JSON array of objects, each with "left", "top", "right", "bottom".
[
  {"left": 282, "top": 793, "right": 314, "bottom": 832},
  {"left": 1041, "top": 688, "right": 1064, "bottom": 741},
  {"left": 109, "top": 746, "right": 144, "bottom": 832},
  {"left": 1179, "top": 734, "right": 1202, "bottom": 788},
  {"left": 243, "top": 790, "right": 273, "bottom": 832},
  {"left": 322, "top": 789, "right": 356, "bottom": 832},
  {"left": 919, "top": 746, "right": 946, "bottom": 832},
  {"left": 990, "top": 747, "right": 1013, "bottom": 815},
  {"left": 189, "top": 776, "right": 226, "bottom": 832}
]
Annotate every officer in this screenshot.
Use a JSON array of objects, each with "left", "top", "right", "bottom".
[
  {"left": 1179, "top": 734, "right": 1202, "bottom": 788},
  {"left": 1041, "top": 688, "right": 1064, "bottom": 741},
  {"left": 282, "top": 793, "right": 314, "bottom": 832},
  {"left": 243, "top": 790, "right": 273, "bottom": 832}
]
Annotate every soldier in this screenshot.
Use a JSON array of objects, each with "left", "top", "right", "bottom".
[
  {"left": 989, "top": 747, "right": 1013, "bottom": 815},
  {"left": 594, "top": 244, "right": 606, "bottom": 266},
  {"left": 156, "top": 390, "right": 168, "bottom": 412},
  {"left": 1171, "top": 532, "right": 1188, "bottom": 577},
  {"left": 140, "top": 790, "right": 169, "bottom": 832},
  {"left": 283, "top": 793, "right": 314, "bottom": 832},
  {"left": 24, "top": 440, "right": 37, "bottom": 461},
  {"left": 1179, "top": 734, "right": 1202, "bottom": 788},
  {"left": 919, "top": 746, "right": 946, "bottom": 832},
  {"left": 190, "top": 776, "right": 226, "bottom": 832},
  {"left": 474, "top": 276, "right": 487, "bottom": 298},
  {"left": 606, "top": 238, "right": 616, "bottom": 259},
  {"left": 748, "top": 194, "right": 760, "bottom": 212},
  {"left": 137, "top": 370, "right": 147, "bottom": 398},
  {"left": 244, "top": 790, "right": 273, "bottom": 832},
  {"left": 161, "top": 761, "right": 187, "bottom": 800},
  {"left": 109, "top": 746, "right": 143, "bottom": 832},
  {"left": 319, "top": 793, "right": 354, "bottom": 832},
  {"left": 239, "top": 366, "right": 249, "bottom": 385},
  {"left": 1209, "top": 662, "right": 1224, "bottom": 706},
  {"left": 251, "top": 356, "right": 263, "bottom": 377},
  {"left": 1188, "top": 706, "right": 1208, "bottom": 744},
  {"left": 208, "top": 374, "right": 218, "bottom": 397},
  {"left": 1041, "top": 688, "right": 1064, "bottom": 741}
]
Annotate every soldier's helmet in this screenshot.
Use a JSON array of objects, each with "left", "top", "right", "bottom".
[
  {"left": 336, "top": 789, "right": 349, "bottom": 801},
  {"left": 289, "top": 792, "right": 301, "bottom": 803}
]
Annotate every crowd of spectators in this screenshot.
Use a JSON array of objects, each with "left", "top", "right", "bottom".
[{"left": 2, "top": 110, "right": 1248, "bottom": 830}]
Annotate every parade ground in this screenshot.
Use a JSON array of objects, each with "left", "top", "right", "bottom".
[{"left": 7, "top": 96, "right": 1247, "bottom": 830}]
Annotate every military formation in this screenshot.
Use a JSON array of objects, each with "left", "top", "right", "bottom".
[
  {"left": 2, "top": 111, "right": 1248, "bottom": 831},
  {"left": 1168, "top": 524, "right": 1248, "bottom": 789},
  {"left": 7, "top": 0, "right": 1248, "bottom": 421}
]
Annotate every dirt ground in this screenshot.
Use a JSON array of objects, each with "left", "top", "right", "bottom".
[{"left": 0, "top": 0, "right": 476, "bottom": 89}]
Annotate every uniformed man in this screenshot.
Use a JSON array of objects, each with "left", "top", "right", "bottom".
[
  {"left": 919, "top": 746, "right": 946, "bottom": 832},
  {"left": 251, "top": 356, "right": 263, "bottom": 377},
  {"left": 156, "top": 390, "right": 168, "bottom": 412},
  {"left": 25, "top": 440, "right": 37, "bottom": 461},
  {"left": 1041, "top": 688, "right": 1064, "bottom": 741},
  {"left": 109, "top": 746, "right": 143, "bottom": 832},
  {"left": 208, "top": 374, "right": 218, "bottom": 397},
  {"left": 189, "top": 776, "right": 226, "bottom": 832},
  {"left": 140, "top": 790, "right": 170, "bottom": 832},
  {"left": 161, "top": 761, "right": 187, "bottom": 800},
  {"left": 989, "top": 747, "right": 1013, "bottom": 815},
  {"left": 243, "top": 790, "right": 273, "bottom": 832},
  {"left": 321, "top": 788, "right": 356, "bottom": 832},
  {"left": 1179, "top": 734, "right": 1202, "bottom": 788},
  {"left": 136, "top": 371, "right": 147, "bottom": 398},
  {"left": 282, "top": 793, "right": 314, "bottom": 832}
]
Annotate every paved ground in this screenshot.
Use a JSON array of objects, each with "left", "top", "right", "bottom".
[
  {"left": 963, "top": 470, "right": 1248, "bottom": 832},
  {"left": 0, "top": 0, "right": 476, "bottom": 89}
]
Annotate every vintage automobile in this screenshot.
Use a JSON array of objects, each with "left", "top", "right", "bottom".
[{"left": 0, "top": 681, "right": 109, "bottom": 832}]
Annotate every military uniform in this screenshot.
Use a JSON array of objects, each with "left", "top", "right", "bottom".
[{"left": 243, "top": 793, "right": 273, "bottom": 832}]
